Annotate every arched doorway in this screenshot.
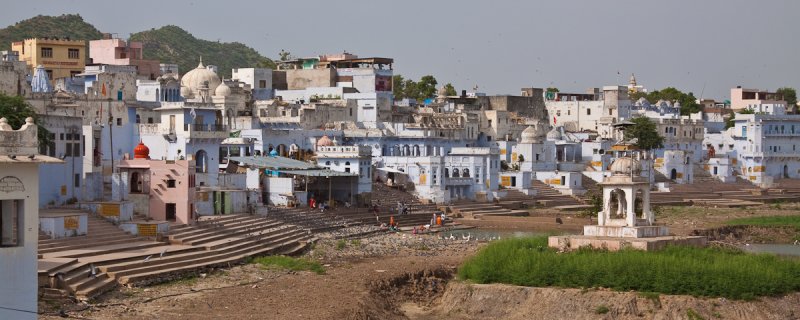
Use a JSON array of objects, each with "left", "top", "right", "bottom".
[
  {"left": 278, "top": 144, "right": 288, "bottom": 157},
  {"left": 784, "top": 165, "right": 789, "bottom": 178},
  {"left": 196, "top": 150, "right": 208, "bottom": 173},
  {"left": 670, "top": 168, "right": 677, "bottom": 180}
]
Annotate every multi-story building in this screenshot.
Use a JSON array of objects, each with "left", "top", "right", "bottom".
[
  {"left": 728, "top": 113, "right": 800, "bottom": 186},
  {"left": 89, "top": 36, "right": 161, "bottom": 80},
  {"left": 730, "top": 87, "right": 787, "bottom": 114},
  {"left": 11, "top": 38, "right": 86, "bottom": 81},
  {"left": 0, "top": 117, "right": 61, "bottom": 320},
  {"left": 545, "top": 86, "right": 632, "bottom": 133}
]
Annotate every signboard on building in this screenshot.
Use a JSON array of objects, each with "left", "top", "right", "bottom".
[
  {"left": 64, "top": 216, "right": 79, "bottom": 230},
  {"left": 137, "top": 224, "right": 157, "bottom": 236},
  {"left": 100, "top": 203, "right": 120, "bottom": 217}
]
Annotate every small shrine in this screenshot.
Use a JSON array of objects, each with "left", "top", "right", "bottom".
[{"left": 549, "top": 147, "right": 707, "bottom": 251}]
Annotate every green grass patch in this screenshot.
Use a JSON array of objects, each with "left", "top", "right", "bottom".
[
  {"left": 336, "top": 239, "right": 347, "bottom": 250},
  {"left": 252, "top": 255, "right": 325, "bottom": 275},
  {"left": 458, "top": 237, "right": 800, "bottom": 300},
  {"left": 595, "top": 305, "right": 610, "bottom": 314},
  {"left": 726, "top": 215, "right": 800, "bottom": 228}
]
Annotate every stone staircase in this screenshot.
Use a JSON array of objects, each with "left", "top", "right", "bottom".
[
  {"left": 40, "top": 214, "right": 314, "bottom": 300},
  {"left": 448, "top": 200, "right": 529, "bottom": 219},
  {"left": 38, "top": 215, "right": 150, "bottom": 256},
  {"left": 530, "top": 180, "right": 585, "bottom": 208}
]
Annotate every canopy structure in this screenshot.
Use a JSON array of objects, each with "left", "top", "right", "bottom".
[
  {"left": 375, "top": 167, "right": 406, "bottom": 174},
  {"left": 281, "top": 169, "right": 356, "bottom": 177},
  {"left": 228, "top": 156, "right": 317, "bottom": 170}
]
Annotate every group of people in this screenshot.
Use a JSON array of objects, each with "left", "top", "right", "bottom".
[
  {"left": 396, "top": 201, "right": 410, "bottom": 215},
  {"left": 308, "top": 198, "right": 329, "bottom": 213}
]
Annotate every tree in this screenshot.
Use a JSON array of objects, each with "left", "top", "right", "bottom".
[
  {"left": 278, "top": 49, "right": 292, "bottom": 61},
  {"left": 392, "top": 75, "right": 406, "bottom": 99},
  {"left": 416, "top": 75, "right": 438, "bottom": 101},
  {"left": 776, "top": 87, "right": 797, "bottom": 111},
  {"left": 625, "top": 117, "right": 664, "bottom": 150},
  {"left": 0, "top": 94, "right": 50, "bottom": 147},
  {"left": 725, "top": 108, "right": 755, "bottom": 129},
  {"left": 546, "top": 87, "right": 559, "bottom": 93},
  {"left": 642, "top": 87, "right": 700, "bottom": 116},
  {"left": 443, "top": 83, "right": 457, "bottom": 96}
]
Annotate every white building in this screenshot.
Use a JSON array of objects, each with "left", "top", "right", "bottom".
[
  {"left": 730, "top": 87, "right": 787, "bottom": 114},
  {"left": 0, "top": 117, "right": 61, "bottom": 320},
  {"left": 314, "top": 136, "right": 373, "bottom": 195},
  {"left": 728, "top": 113, "right": 800, "bottom": 186}
]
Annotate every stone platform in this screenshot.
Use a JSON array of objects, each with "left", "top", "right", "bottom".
[
  {"left": 548, "top": 235, "right": 707, "bottom": 251},
  {"left": 583, "top": 225, "right": 669, "bottom": 238}
]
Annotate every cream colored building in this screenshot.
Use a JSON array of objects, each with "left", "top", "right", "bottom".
[{"left": 11, "top": 38, "right": 87, "bottom": 81}]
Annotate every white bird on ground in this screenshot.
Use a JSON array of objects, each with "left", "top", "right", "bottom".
[
  {"left": 794, "top": 240, "right": 799, "bottom": 246},
  {"left": 142, "top": 255, "right": 153, "bottom": 263},
  {"left": 160, "top": 248, "right": 168, "bottom": 258},
  {"left": 465, "top": 233, "right": 471, "bottom": 241},
  {"left": 448, "top": 234, "right": 455, "bottom": 241},
  {"left": 87, "top": 263, "right": 97, "bottom": 279}
]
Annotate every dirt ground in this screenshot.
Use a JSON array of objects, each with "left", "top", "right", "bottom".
[{"left": 40, "top": 203, "right": 800, "bottom": 320}]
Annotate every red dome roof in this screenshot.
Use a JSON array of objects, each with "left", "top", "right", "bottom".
[{"left": 133, "top": 141, "right": 150, "bottom": 159}]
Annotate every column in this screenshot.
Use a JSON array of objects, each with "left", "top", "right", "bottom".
[
  {"left": 626, "top": 187, "right": 636, "bottom": 227},
  {"left": 642, "top": 187, "right": 652, "bottom": 225}
]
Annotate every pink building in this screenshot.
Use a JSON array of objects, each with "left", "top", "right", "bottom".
[
  {"left": 118, "top": 142, "right": 197, "bottom": 224},
  {"left": 89, "top": 35, "right": 161, "bottom": 80}
]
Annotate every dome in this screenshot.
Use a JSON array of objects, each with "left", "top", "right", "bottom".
[
  {"left": 133, "top": 141, "right": 150, "bottom": 159},
  {"left": 437, "top": 85, "right": 448, "bottom": 98},
  {"left": 180, "top": 58, "right": 221, "bottom": 98},
  {"left": 180, "top": 86, "right": 193, "bottom": 99},
  {"left": 546, "top": 126, "right": 563, "bottom": 141},
  {"left": 521, "top": 124, "right": 547, "bottom": 144},
  {"left": 609, "top": 157, "right": 641, "bottom": 175},
  {"left": 215, "top": 81, "right": 232, "bottom": 97},
  {"left": 317, "top": 135, "right": 333, "bottom": 147}
]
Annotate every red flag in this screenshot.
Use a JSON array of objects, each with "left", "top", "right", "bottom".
[
  {"left": 553, "top": 116, "right": 557, "bottom": 125},
  {"left": 101, "top": 83, "right": 107, "bottom": 97}
]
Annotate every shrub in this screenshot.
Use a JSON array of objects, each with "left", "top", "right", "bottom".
[
  {"left": 252, "top": 255, "right": 325, "bottom": 275},
  {"left": 336, "top": 239, "right": 347, "bottom": 250},
  {"left": 595, "top": 305, "right": 609, "bottom": 314},
  {"left": 458, "top": 236, "right": 800, "bottom": 300}
]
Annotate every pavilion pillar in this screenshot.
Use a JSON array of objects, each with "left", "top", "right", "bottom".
[{"left": 626, "top": 188, "right": 636, "bottom": 227}]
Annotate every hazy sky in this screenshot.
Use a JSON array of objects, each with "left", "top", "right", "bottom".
[{"left": 2, "top": 0, "right": 797, "bottom": 99}]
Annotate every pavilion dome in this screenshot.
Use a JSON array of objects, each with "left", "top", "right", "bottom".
[
  {"left": 317, "top": 135, "right": 333, "bottom": 147},
  {"left": 215, "top": 81, "right": 232, "bottom": 97},
  {"left": 609, "top": 157, "right": 641, "bottom": 175},
  {"left": 133, "top": 141, "right": 150, "bottom": 159},
  {"left": 180, "top": 58, "right": 221, "bottom": 98},
  {"left": 521, "top": 124, "right": 547, "bottom": 144},
  {"left": 180, "top": 86, "right": 193, "bottom": 99},
  {"left": 546, "top": 126, "right": 563, "bottom": 141}
]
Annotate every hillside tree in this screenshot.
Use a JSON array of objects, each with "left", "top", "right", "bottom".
[{"left": 625, "top": 117, "right": 664, "bottom": 150}]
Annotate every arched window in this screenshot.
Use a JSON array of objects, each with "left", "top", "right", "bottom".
[
  {"left": 135, "top": 114, "right": 141, "bottom": 124},
  {"left": 463, "top": 168, "right": 470, "bottom": 177},
  {"left": 326, "top": 161, "right": 331, "bottom": 166},
  {"left": 345, "top": 161, "right": 350, "bottom": 166},
  {"left": 195, "top": 150, "right": 208, "bottom": 173},
  {"left": 452, "top": 168, "right": 460, "bottom": 178}
]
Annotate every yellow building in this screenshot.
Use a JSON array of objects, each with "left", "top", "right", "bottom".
[{"left": 11, "top": 38, "right": 86, "bottom": 81}]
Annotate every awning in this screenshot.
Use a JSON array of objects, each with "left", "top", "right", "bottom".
[
  {"left": 229, "top": 156, "right": 317, "bottom": 170},
  {"left": 280, "top": 169, "right": 357, "bottom": 177},
  {"left": 376, "top": 167, "right": 406, "bottom": 174}
]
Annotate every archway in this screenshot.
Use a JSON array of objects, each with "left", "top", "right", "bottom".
[
  {"left": 413, "top": 145, "right": 420, "bottom": 156},
  {"left": 608, "top": 188, "right": 627, "bottom": 220},
  {"left": 463, "top": 168, "right": 470, "bottom": 177},
  {"left": 130, "top": 172, "right": 142, "bottom": 193},
  {"left": 278, "top": 144, "right": 288, "bottom": 157},
  {"left": 670, "top": 168, "right": 677, "bottom": 180},
  {"left": 196, "top": 150, "right": 208, "bottom": 173},
  {"left": 452, "top": 168, "right": 460, "bottom": 178},
  {"left": 784, "top": 165, "right": 789, "bottom": 178}
]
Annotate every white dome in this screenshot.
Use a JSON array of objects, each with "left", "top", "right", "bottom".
[
  {"left": 180, "top": 86, "right": 193, "bottom": 99},
  {"left": 546, "top": 126, "right": 563, "bottom": 141},
  {"left": 610, "top": 157, "right": 641, "bottom": 175},
  {"left": 180, "top": 59, "right": 221, "bottom": 98},
  {"left": 215, "top": 81, "right": 232, "bottom": 97},
  {"left": 521, "top": 125, "right": 546, "bottom": 144}
]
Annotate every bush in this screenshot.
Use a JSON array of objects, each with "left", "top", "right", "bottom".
[
  {"left": 595, "top": 305, "right": 609, "bottom": 314},
  {"left": 336, "top": 239, "right": 347, "bottom": 250},
  {"left": 458, "top": 237, "right": 800, "bottom": 300},
  {"left": 251, "top": 255, "right": 325, "bottom": 275}
]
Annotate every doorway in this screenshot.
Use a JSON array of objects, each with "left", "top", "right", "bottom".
[
  {"left": 670, "top": 168, "right": 677, "bottom": 180},
  {"left": 165, "top": 203, "right": 176, "bottom": 221},
  {"left": 784, "top": 165, "right": 789, "bottom": 178}
]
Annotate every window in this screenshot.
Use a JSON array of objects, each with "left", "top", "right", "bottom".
[
  {"left": 147, "top": 117, "right": 154, "bottom": 124},
  {"left": 567, "top": 110, "right": 571, "bottom": 116},
  {"left": 74, "top": 173, "right": 80, "bottom": 187},
  {"left": 1, "top": 200, "right": 23, "bottom": 247},
  {"left": 45, "top": 70, "right": 53, "bottom": 79},
  {"left": 608, "top": 109, "right": 612, "bottom": 115},
  {"left": 41, "top": 47, "right": 53, "bottom": 58},
  {"left": 116, "top": 118, "right": 122, "bottom": 126},
  {"left": 73, "top": 142, "right": 80, "bottom": 157},
  {"left": 136, "top": 115, "right": 141, "bottom": 124},
  {"left": 167, "top": 179, "right": 176, "bottom": 188},
  {"left": 586, "top": 108, "right": 591, "bottom": 115},
  {"left": 65, "top": 143, "right": 73, "bottom": 157},
  {"left": 259, "top": 80, "right": 267, "bottom": 88},
  {"left": 68, "top": 48, "right": 80, "bottom": 59},
  {"left": 70, "top": 71, "right": 81, "bottom": 78}
]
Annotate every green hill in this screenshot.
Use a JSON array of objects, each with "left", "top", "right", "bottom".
[
  {"left": 0, "top": 14, "right": 103, "bottom": 51},
  {"left": 0, "top": 14, "right": 275, "bottom": 78},
  {"left": 130, "top": 25, "right": 274, "bottom": 78}
]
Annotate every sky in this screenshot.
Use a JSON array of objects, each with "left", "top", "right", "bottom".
[{"left": 2, "top": 0, "right": 797, "bottom": 100}]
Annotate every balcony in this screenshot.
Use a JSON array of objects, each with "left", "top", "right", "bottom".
[
  {"left": 444, "top": 177, "right": 474, "bottom": 186},
  {"left": 184, "top": 123, "right": 229, "bottom": 139}
]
